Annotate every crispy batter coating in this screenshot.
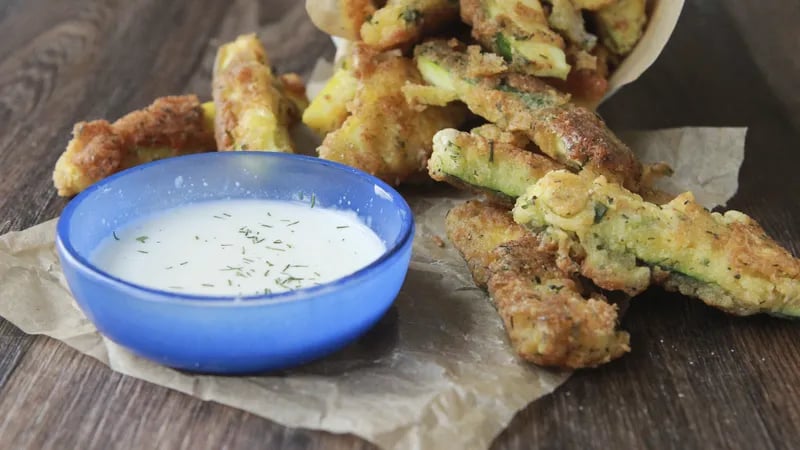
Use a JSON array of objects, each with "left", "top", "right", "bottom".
[
  {"left": 547, "top": 0, "right": 597, "bottom": 51},
  {"left": 545, "top": 43, "right": 611, "bottom": 106},
  {"left": 340, "top": 0, "right": 378, "bottom": 39},
  {"left": 514, "top": 170, "right": 800, "bottom": 317},
  {"left": 445, "top": 200, "right": 529, "bottom": 286},
  {"left": 446, "top": 200, "right": 630, "bottom": 368},
  {"left": 429, "top": 128, "right": 563, "bottom": 205},
  {"left": 429, "top": 126, "right": 670, "bottom": 208},
  {"left": 52, "top": 95, "right": 215, "bottom": 197},
  {"left": 461, "top": 0, "right": 570, "bottom": 79},
  {"left": 470, "top": 123, "right": 531, "bottom": 148},
  {"left": 213, "top": 34, "right": 306, "bottom": 152},
  {"left": 305, "top": 0, "right": 376, "bottom": 41},
  {"left": 318, "top": 47, "right": 467, "bottom": 185},
  {"left": 571, "top": 0, "right": 615, "bottom": 9},
  {"left": 361, "top": 0, "right": 459, "bottom": 50},
  {"left": 489, "top": 238, "right": 630, "bottom": 368},
  {"left": 596, "top": 0, "right": 647, "bottom": 55},
  {"left": 277, "top": 73, "right": 311, "bottom": 116},
  {"left": 414, "top": 40, "right": 644, "bottom": 192},
  {"left": 552, "top": 66, "right": 609, "bottom": 106},
  {"left": 307, "top": 0, "right": 457, "bottom": 49},
  {"left": 302, "top": 68, "right": 359, "bottom": 136}
]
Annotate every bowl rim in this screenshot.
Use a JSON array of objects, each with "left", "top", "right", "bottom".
[{"left": 56, "top": 151, "right": 415, "bottom": 307}]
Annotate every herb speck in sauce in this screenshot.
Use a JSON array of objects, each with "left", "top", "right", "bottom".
[{"left": 91, "top": 199, "right": 385, "bottom": 296}]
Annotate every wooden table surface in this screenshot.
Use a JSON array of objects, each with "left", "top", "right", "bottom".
[{"left": 1, "top": 1, "right": 799, "bottom": 448}]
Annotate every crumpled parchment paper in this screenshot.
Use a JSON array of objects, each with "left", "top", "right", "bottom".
[{"left": 0, "top": 126, "right": 745, "bottom": 450}]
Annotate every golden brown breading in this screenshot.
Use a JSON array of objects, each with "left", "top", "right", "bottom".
[
  {"left": 213, "top": 34, "right": 305, "bottom": 152},
  {"left": 446, "top": 200, "right": 630, "bottom": 368},
  {"left": 445, "top": 200, "right": 529, "bottom": 286},
  {"left": 571, "top": 0, "right": 615, "bottom": 9},
  {"left": 360, "top": 0, "right": 460, "bottom": 50},
  {"left": 554, "top": 67, "right": 609, "bottom": 105},
  {"left": 544, "top": 43, "right": 611, "bottom": 106},
  {"left": 302, "top": 68, "right": 359, "bottom": 136},
  {"left": 429, "top": 128, "right": 564, "bottom": 205},
  {"left": 596, "top": 0, "right": 647, "bottom": 56},
  {"left": 307, "top": 0, "right": 458, "bottom": 49},
  {"left": 488, "top": 237, "right": 630, "bottom": 369},
  {"left": 514, "top": 170, "right": 800, "bottom": 317},
  {"left": 470, "top": 123, "right": 531, "bottom": 148},
  {"left": 277, "top": 73, "right": 311, "bottom": 118},
  {"left": 429, "top": 126, "right": 671, "bottom": 208},
  {"left": 342, "top": 0, "right": 377, "bottom": 39},
  {"left": 305, "top": 0, "right": 376, "bottom": 41},
  {"left": 414, "top": 40, "right": 644, "bottom": 192},
  {"left": 52, "top": 95, "right": 215, "bottom": 197},
  {"left": 317, "top": 47, "right": 467, "bottom": 185},
  {"left": 547, "top": 0, "right": 598, "bottom": 51},
  {"left": 461, "top": 0, "right": 570, "bottom": 79}
]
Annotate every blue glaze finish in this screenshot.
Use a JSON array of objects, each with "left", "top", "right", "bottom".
[{"left": 56, "top": 152, "right": 414, "bottom": 374}]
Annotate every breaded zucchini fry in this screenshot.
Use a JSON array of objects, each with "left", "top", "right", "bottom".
[
  {"left": 305, "top": 0, "right": 376, "bottom": 41},
  {"left": 414, "top": 40, "right": 643, "bottom": 191},
  {"left": 213, "top": 34, "right": 307, "bottom": 152},
  {"left": 596, "top": 0, "right": 647, "bottom": 55},
  {"left": 489, "top": 237, "right": 630, "bottom": 368},
  {"left": 461, "top": 0, "right": 570, "bottom": 79},
  {"left": 318, "top": 48, "right": 467, "bottom": 185},
  {"left": 277, "top": 73, "right": 310, "bottom": 118},
  {"left": 429, "top": 128, "right": 563, "bottom": 204},
  {"left": 547, "top": 0, "right": 597, "bottom": 51},
  {"left": 571, "top": 0, "right": 614, "bottom": 10},
  {"left": 513, "top": 170, "right": 800, "bottom": 317},
  {"left": 402, "top": 83, "right": 461, "bottom": 107},
  {"left": 548, "top": 44, "right": 611, "bottom": 105},
  {"left": 53, "top": 95, "right": 215, "bottom": 197},
  {"left": 361, "top": 0, "right": 460, "bottom": 50},
  {"left": 447, "top": 200, "right": 630, "bottom": 368},
  {"left": 470, "top": 123, "right": 531, "bottom": 147},
  {"left": 302, "top": 68, "right": 359, "bottom": 136},
  {"left": 446, "top": 200, "right": 529, "bottom": 287}
]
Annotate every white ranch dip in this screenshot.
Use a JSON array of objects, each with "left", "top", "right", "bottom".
[{"left": 91, "top": 199, "right": 386, "bottom": 296}]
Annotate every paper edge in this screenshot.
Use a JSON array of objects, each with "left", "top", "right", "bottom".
[{"left": 603, "top": 0, "right": 685, "bottom": 100}]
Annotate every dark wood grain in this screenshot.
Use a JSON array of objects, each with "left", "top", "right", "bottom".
[
  {"left": 724, "top": 1, "right": 800, "bottom": 131},
  {"left": 0, "top": 1, "right": 798, "bottom": 449},
  {"left": 0, "top": 337, "right": 372, "bottom": 450}
]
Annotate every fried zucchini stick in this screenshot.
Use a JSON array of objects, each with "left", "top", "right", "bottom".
[
  {"left": 447, "top": 200, "right": 630, "bottom": 368},
  {"left": 429, "top": 128, "right": 563, "bottom": 205},
  {"left": 596, "top": 0, "right": 647, "bottom": 56},
  {"left": 547, "top": 0, "right": 597, "bottom": 51},
  {"left": 430, "top": 126, "right": 671, "bottom": 206},
  {"left": 446, "top": 200, "right": 530, "bottom": 287},
  {"left": 305, "top": 0, "right": 376, "bottom": 41},
  {"left": 52, "top": 95, "right": 215, "bottom": 197},
  {"left": 414, "top": 40, "right": 643, "bottom": 192},
  {"left": 470, "top": 123, "right": 532, "bottom": 148},
  {"left": 361, "top": 0, "right": 460, "bottom": 50},
  {"left": 513, "top": 170, "right": 800, "bottom": 317},
  {"left": 213, "top": 34, "right": 307, "bottom": 152},
  {"left": 461, "top": 0, "right": 571, "bottom": 79},
  {"left": 318, "top": 47, "right": 467, "bottom": 185},
  {"left": 302, "top": 68, "right": 359, "bottom": 136},
  {"left": 571, "top": 0, "right": 615, "bottom": 9}
]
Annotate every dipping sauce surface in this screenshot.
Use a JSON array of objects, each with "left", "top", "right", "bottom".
[{"left": 91, "top": 199, "right": 386, "bottom": 296}]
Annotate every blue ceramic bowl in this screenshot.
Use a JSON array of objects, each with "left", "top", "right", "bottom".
[{"left": 56, "top": 152, "right": 414, "bottom": 374}]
